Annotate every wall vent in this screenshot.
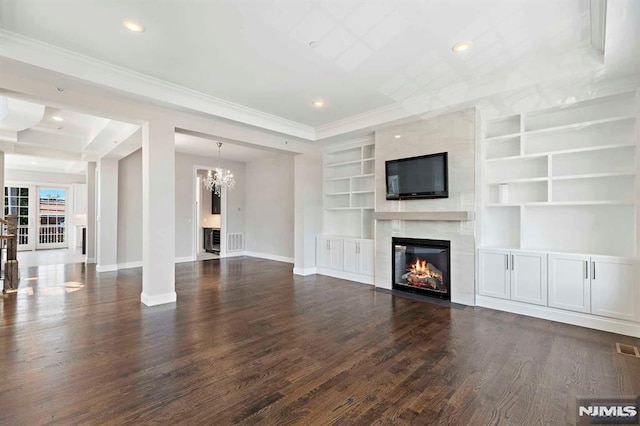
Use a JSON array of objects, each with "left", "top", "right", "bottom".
[{"left": 227, "top": 233, "right": 244, "bottom": 251}]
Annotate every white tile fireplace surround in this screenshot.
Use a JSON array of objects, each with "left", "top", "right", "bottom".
[{"left": 374, "top": 108, "right": 476, "bottom": 306}]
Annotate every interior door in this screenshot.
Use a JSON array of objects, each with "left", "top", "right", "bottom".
[
  {"left": 36, "top": 187, "right": 68, "bottom": 249},
  {"left": 4, "top": 186, "right": 34, "bottom": 251}
]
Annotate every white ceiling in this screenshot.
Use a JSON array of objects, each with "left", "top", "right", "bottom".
[
  {"left": 0, "top": 96, "right": 274, "bottom": 174},
  {"left": 3, "top": 0, "right": 635, "bottom": 131}
]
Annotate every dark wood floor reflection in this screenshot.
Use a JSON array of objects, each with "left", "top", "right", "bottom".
[{"left": 1, "top": 258, "right": 640, "bottom": 425}]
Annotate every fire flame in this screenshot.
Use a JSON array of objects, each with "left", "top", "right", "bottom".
[{"left": 407, "top": 259, "right": 437, "bottom": 279}]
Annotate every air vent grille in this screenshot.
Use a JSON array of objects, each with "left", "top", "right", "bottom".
[{"left": 227, "top": 233, "right": 244, "bottom": 252}]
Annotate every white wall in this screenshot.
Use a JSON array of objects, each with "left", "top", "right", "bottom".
[
  {"left": 117, "top": 149, "right": 245, "bottom": 264},
  {"left": 117, "top": 150, "right": 142, "bottom": 264},
  {"left": 244, "top": 153, "right": 295, "bottom": 261}
]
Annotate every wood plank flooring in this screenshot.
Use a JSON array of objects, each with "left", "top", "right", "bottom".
[{"left": 1, "top": 257, "right": 640, "bottom": 425}]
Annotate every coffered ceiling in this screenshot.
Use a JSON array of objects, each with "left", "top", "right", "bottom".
[{"left": 1, "top": 0, "right": 639, "bottom": 139}]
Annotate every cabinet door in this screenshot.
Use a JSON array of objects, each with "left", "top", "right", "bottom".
[
  {"left": 316, "top": 238, "right": 330, "bottom": 269},
  {"left": 478, "top": 249, "right": 511, "bottom": 299},
  {"left": 548, "top": 254, "right": 590, "bottom": 313},
  {"left": 591, "top": 257, "right": 637, "bottom": 321},
  {"left": 511, "top": 251, "right": 547, "bottom": 306},
  {"left": 329, "top": 239, "right": 343, "bottom": 270},
  {"left": 358, "top": 241, "right": 375, "bottom": 276},
  {"left": 343, "top": 240, "right": 359, "bottom": 273}
]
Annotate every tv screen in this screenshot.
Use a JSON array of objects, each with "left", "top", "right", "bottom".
[{"left": 386, "top": 152, "right": 448, "bottom": 200}]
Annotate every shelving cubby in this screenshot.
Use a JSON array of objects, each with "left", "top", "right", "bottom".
[{"left": 481, "top": 90, "right": 639, "bottom": 257}]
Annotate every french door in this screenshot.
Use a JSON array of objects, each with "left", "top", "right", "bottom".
[
  {"left": 4, "top": 187, "right": 32, "bottom": 250},
  {"left": 4, "top": 186, "right": 69, "bottom": 251}
]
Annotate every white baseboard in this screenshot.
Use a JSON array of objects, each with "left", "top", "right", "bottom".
[
  {"left": 175, "top": 256, "right": 195, "bottom": 264},
  {"left": 118, "top": 261, "right": 143, "bottom": 270},
  {"left": 225, "top": 250, "right": 246, "bottom": 258},
  {"left": 96, "top": 264, "right": 118, "bottom": 272},
  {"left": 317, "top": 267, "right": 374, "bottom": 285},
  {"left": 141, "top": 291, "right": 177, "bottom": 306},
  {"left": 244, "top": 251, "right": 294, "bottom": 264},
  {"left": 293, "top": 267, "right": 317, "bottom": 276},
  {"left": 476, "top": 295, "right": 640, "bottom": 338}
]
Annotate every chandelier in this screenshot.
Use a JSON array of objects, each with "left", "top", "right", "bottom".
[{"left": 202, "top": 142, "right": 235, "bottom": 196}]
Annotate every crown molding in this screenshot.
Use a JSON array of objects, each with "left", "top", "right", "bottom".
[{"left": 0, "top": 30, "right": 316, "bottom": 141}]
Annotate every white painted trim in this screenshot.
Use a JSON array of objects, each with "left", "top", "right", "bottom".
[
  {"left": 141, "top": 291, "right": 177, "bottom": 306},
  {"left": 0, "top": 30, "right": 315, "bottom": 141},
  {"left": 86, "top": 257, "right": 96, "bottom": 264},
  {"left": 175, "top": 256, "right": 195, "bottom": 264},
  {"left": 317, "top": 267, "right": 374, "bottom": 285},
  {"left": 117, "top": 261, "right": 143, "bottom": 270},
  {"left": 244, "top": 251, "right": 294, "bottom": 264},
  {"left": 224, "top": 250, "right": 246, "bottom": 258},
  {"left": 293, "top": 267, "right": 318, "bottom": 276},
  {"left": 96, "top": 264, "right": 118, "bottom": 272},
  {"left": 476, "top": 295, "right": 640, "bottom": 338}
]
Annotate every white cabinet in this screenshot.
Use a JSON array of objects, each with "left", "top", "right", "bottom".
[
  {"left": 591, "top": 256, "right": 637, "bottom": 321},
  {"left": 548, "top": 254, "right": 591, "bottom": 313},
  {"left": 479, "top": 249, "right": 511, "bottom": 299},
  {"left": 343, "top": 239, "right": 374, "bottom": 276},
  {"left": 546, "top": 254, "right": 637, "bottom": 321},
  {"left": 511, "top": 251, "right": 547, "bottom": 306},
  {"left": 316, "top": 237, "right": 343, "bottom": 270}
]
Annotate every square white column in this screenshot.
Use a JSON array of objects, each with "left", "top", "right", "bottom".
[
  {"left": 96, "top": 158, "right": 118, "bottom": 272},
  {"left": 141, "top": 121, "right": 176, "bottom": 306}
]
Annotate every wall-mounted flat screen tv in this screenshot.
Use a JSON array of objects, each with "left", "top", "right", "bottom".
[{"left": 385, "top": 152, "right": 448, "bottom": 200}]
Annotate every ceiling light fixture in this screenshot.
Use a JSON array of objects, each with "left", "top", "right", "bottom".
[
  {"left": 313, "top": 100, "right": 325, "bottom": 108},
  {"left": 452, "top": 41, "right": 473, "bottom": 53},
  {"left": 394, "top": 135, "right": 402, "bottom": 139},
  {"left": 52, "top": 115, "right": 64, "bottom": 122},
  {"left": 122, "top": 20, "right": 145, "bottom": 32},
  {"left": 202, "top": 142, "right": 235, "bottom": 197},
  {"left": 309, "top": 41, "right": 318, "bottom": 48}
]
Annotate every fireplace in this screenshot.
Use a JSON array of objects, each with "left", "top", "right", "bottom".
[{"left": 392, "top": 237, "right": 451, "bottom": 300}]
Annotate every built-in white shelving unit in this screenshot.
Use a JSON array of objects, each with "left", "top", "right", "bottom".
[
  {"left": 478, "top": 90, "right": 640, "bottom": 337},
  {"left": 481, "top": 91, "right": 638, "bottom": 257},
  {"left": 318, "top": 139, "right": 375, "bottom": 285},
  {"left": 323, "top": 140, "right": 375, "bottom": 239}
]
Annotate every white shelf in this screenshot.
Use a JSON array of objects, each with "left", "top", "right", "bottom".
[
  {"left": 325, "top": 192, "right": 351, "bottom": 196},
  {"left": 352, "top": 190, "right": 375, "bottom": 194},
  {"left": 523, "top": 115, "right": 635, "bottom": 137},
  {"left": 484, "top": 132, "right": 520, "bottom": 142},
  {"left": 487, "top": 177, "right": 548, "bottom": 184},
  {"left": 325, "top": 176, "right": 351, "bottom": 182},
  {"left": 325, "top": 159, "right": 362, "bottom": 168},
  {"left": 488, "top": 201, "right": 634, "bottom": 207},
  {"left": 485, "top": 143, "right": 635, "bottom": 163},
  {"left": 552, "top": 172, "right": 636, "bottom": 181}
]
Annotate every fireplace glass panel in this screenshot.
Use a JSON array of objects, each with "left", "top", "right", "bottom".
[{"left": 393, "top": 238, "right": 450, "bottom": 299}]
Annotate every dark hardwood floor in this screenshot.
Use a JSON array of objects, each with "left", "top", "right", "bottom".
[{"left": 1, "top": 257, "right": 639, "bottom": 425}]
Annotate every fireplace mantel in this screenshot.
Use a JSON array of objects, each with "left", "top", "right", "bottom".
[{"left": 374, "top": 211, "right": 474, "bottom": 222}]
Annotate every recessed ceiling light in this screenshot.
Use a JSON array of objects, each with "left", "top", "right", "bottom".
[
  {"left": 30, "top": 161, "right": 37, "bottom": 165},
  {"left": 122, "top": 20, "right": 145, "bottom": 32},
  {"left": 56, "top": 126, "right": 64, "bottom": 130},
  {"left": 452, "top": 41, "right": 473, "bottom": 53},
  {"left": 312, "top": 99, "right": 325, "bottom": 108},
  {"left": 309, "top": 41, "right": 318, "bottom": 48},
  {"left": 394, "top": 134, "right": 402, "bottom": 139},
  {"left": 52, "top": 115, "right": 64, "bottom": 122}
]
